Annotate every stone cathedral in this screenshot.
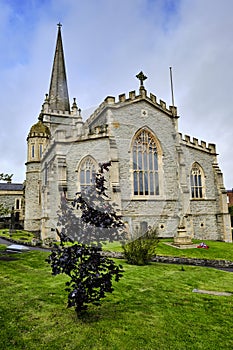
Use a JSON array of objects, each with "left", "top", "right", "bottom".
[{"left": 24, "top": 25, "right": 232, "bottom": 242}]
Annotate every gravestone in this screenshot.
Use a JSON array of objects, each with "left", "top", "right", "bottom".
[{"left": 193, "top": 289, "right": 232, "bottom": 297}]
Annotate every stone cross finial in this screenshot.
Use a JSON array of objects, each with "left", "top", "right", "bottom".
[
  {"left": 136, "top": 71, "right": 147, "bottom": 88},
  {"left": 57, "top": 22, "right": 62, "bottom": 29},
  {"left": 72, "top": 97, "right": 77, "bottom": 109}
]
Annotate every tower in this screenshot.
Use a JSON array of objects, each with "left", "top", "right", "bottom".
[
  {"left": 24, "top": 120, "right": 50, "bottom": 232},
  {"left": 24, "top": 23, "right": 81, "bottom": 238}
]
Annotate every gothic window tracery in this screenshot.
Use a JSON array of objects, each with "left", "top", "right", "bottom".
[
  {"left": 78, "top": 156, "right": 97, "bottom": 192},
  {"left": 132, "top": 129, "right": 160, "bottom": 196},
  {"left": 190, "top": 163, "right": 205, "bottom": 199}
]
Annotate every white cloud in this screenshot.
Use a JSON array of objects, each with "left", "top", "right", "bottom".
[{"left": 0, "top": 0, "right": 232, "bottom": 188}]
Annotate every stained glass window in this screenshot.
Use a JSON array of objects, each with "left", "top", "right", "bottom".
[
  {"left": 133, "top": 130, "right": 159, "bottom": 196},
  {"left": 79, "top": 157, "right": 97, "bottom": 191},
  {"left": 190, "top": 163, "right": 204, "bottom": 199}
]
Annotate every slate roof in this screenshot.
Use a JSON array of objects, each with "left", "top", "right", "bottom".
[{"left": 0, "top": 183, "right": 24, "bottom": 191}]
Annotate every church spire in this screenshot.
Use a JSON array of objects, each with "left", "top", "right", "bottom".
[{"left": 48, "top": 23, "right": 70, "bottom": 112}]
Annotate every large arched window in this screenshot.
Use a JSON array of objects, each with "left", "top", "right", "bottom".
[
  {"left": 78, "top": 156, "right": 97, "bottom": 192},
  {"left": 190, "top": 163, "right": 205, "bottom": 199},
  {"left": 132, "top": 129, "right": 160, "bottom": 196}
]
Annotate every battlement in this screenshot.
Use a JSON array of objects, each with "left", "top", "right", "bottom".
[
  {"left": 47, "top": 109, "right": 71, "bottom": 116},
  {"left": 48, "top": 123, "right": 108, "bottom": 145},
  {"left": 179, "top": 133, "right": 216, "bottom": 154},
  {"left": 86, "top": 87, "right": 177, "bottom": 126},
  {"left": 104, "top": 88, "right": 177, "bottom": 116},
  {"left": 28, "top": 132, "right": 50, "bottom": 139},
  {"left": 88, "top": 124, "right": 108, "bottom": 136},
  {"left": 41, "top": 96, "right": 71, "bottom": 117}
]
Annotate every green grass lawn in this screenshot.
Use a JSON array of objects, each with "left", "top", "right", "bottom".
[
  {"left": 0, "top": 229, "right": 35, "bottom": 243},
  {"left": 0, "top": 247, "right": 233, "bottom": 350},
  {"left": 104, "top": 239, "right": 233, "bottom": 261},
  {"left": 1, "top": 229, "right": 233, "bottom": 262},
  {"left": 156, "top": 239, "right": 233, "bottom": 261}
]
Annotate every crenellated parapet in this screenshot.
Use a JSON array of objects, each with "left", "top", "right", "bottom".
[
  {"left": 44, "top": 123, "right": 108, "bottom": 150},
  {"left": 179, "top": 133, "right": 217, "bottom": 154},
  {"left": 41, "top": 93, "right": 78, "bottom": 117},
  {"left": 86, "top": 87, "right": 178, "bottom": 126},
  {"left": 88, "top": 124, "right": 108, "bottom": 136},
  {"left": 44, "top": 109, "right": 71, "bottom": 116}
]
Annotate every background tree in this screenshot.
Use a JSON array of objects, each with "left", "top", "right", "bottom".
[
  {"left": 0, "top": 173, "right": 13, "bottom": 182},
  {"left": 47, "top": 162, "right": 125, "bottom": 316},
  {"left": 0, "top": 173, "right": 13, "bottom": 216},
  {"left": 0, "top": 204, "right": 10, "bottom": 217}
]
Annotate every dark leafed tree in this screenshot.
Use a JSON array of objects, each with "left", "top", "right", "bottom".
[{"left": 47, "top": 162, "right": 125, "bottom": 316}]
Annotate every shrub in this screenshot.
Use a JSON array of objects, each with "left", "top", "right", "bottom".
[
  {"left": 122, "top": 227, "right": 159, "bottom": 265},
  {"left": 43, "top": 237, "right": 58, "bottom": 247}
]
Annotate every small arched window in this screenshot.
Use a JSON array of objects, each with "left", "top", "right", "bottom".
[
  {"left": 132, "top": 129, "right": 160, "bottom": 196},
  {"left": 15, "top": 199, "right": 20, "bottom": 210},
  {"left": 31, "top": 145, "right": 35, "bottom": 158},
  {"left": 39, "top": 144, "right": 43, "bottom": 158},
  {"left": 78, "top": 156, "right": 97, "bottom": 192},
  {"left": 190, "top": 163, "right": 204, "bottom": 199}
]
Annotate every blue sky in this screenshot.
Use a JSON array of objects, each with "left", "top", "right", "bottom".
[{"left": 0, "top": 0, "right": 233, "bottom": 188}]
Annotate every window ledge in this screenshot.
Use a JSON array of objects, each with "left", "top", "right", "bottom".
[
  {"left": 190, "top": 198, "right": 208, "bottom": 201},
  {"left": 191, "top": 198, "right": 217, "bottom": 202},
  {"left": 131, "top": 195, "right": 165, "bottom": 201}
]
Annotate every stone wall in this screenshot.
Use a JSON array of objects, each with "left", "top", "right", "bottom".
[
  {"left": 0, "top": 193, "right": 22, "bottom": 211},
  {"left": 26, "top": 86, "right": 231, "bottom": 241},
  {"left": 102, "top": 251, "right": 233, "bottom": 268},
  {"left": 153, "top": 255, "right": 233, "bottom": 268},
  {"left": 0, "top": 188, "right": 24, "bottom": 225},
  {"left": 24, "top": 162, "right": 41, "bottom": 232}
]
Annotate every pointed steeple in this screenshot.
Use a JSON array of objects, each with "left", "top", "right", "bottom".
[{"left": 48, "top": 23, "right": 70, "bottom": 112}]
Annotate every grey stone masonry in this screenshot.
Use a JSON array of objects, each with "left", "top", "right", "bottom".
[{"left": 24, "top": 26, "right": 231, "bottom": 242}]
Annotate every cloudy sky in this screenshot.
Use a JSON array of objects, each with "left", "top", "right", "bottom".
[{"left": 0, "top": 0, "right": 232, "bottom": 189}]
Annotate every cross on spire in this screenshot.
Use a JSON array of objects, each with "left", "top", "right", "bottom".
[
  {"left": 57, "top": 22, "right": 62, "bottom": 29},
  {"left": 136, "top": 71, "right": 147, "bottom": 88}
]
